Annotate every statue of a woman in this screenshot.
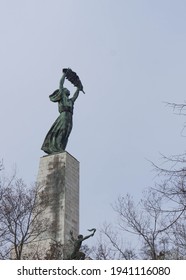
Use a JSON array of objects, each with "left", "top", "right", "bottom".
[{"left": 41, "top": 70, "right": 81, "bottom": 154}]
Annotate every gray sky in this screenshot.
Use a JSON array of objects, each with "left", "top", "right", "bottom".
[{"left": 1, "top": 0, "right": 186, "bottom": 247}]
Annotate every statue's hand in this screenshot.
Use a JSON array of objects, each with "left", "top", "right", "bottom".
[
  {"left": 88, "top": 228, "right": 96, "bottom": 237},
  {"left": 63, "top": 68, "right": 71, "bottom": 74}
]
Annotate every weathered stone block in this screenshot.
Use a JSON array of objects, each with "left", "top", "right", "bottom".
[
  {"left": 22, "top": 152, "right": 79, "bottom": 259},
  {"left": 37, "top": 152, "right": 79, "bottom": 244}
]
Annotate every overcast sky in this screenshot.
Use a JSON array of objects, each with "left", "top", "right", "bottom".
[{"left": 1, "top": 0, "right": 186, "bottom": 247}]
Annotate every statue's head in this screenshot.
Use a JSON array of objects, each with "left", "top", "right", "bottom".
[
  {"left": 63, "top": 88, "right": 70, "bottom": 97},
  {"left": 78, "top": 234, "right": 83, "bottom": 239}
]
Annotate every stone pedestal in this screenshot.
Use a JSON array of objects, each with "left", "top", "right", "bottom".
[
  {"left": 21, "top": 152, "right": 79, "bottom": 259},
  {"left": 37, "top": 152, "right": 79, "bottom": 245}
]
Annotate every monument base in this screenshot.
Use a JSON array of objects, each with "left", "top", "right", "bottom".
[{"left": 22, "top": 152, "right": 79, "bottom": 259}]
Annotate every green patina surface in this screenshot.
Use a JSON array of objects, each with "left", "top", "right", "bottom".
[{"left": 41, "top": 70, "right": 82, "bottom": 154}]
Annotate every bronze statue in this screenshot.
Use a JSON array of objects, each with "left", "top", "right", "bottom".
[
  {"left": 41, "top": 68, "right": 84, "bottom": 154},
  {"left": 69, "top": 228, "right": 96, "bottom": 260}
]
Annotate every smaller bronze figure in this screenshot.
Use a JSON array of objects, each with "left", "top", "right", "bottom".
[
  {"left": 41, "top": 68, "right": 85, "bottom": 154},
  {"left": 69, "top": 228, "right": 96, "bottom": 260}
]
